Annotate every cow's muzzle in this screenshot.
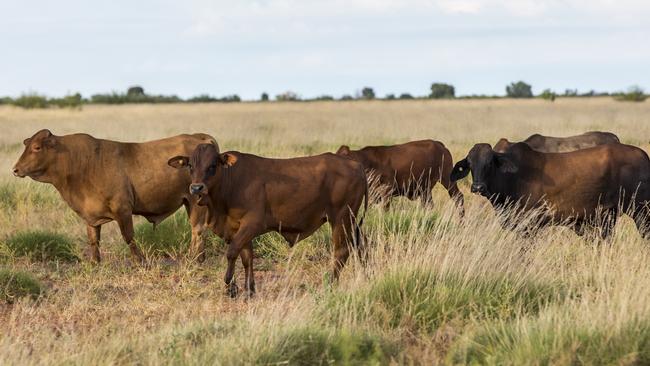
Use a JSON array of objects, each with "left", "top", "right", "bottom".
[
  {"left": 471, "top": 183, "right": 488, "bottom": 196},
  {"left": 12, "top": 167, "right": 25, "bottom": 178},
  {"left": 190, "top": 183, "right": 206, "bottom": 195}
]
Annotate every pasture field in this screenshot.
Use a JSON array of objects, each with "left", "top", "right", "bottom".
[{"left": 1, "top": 98, "right": 650, "bottom": 365}]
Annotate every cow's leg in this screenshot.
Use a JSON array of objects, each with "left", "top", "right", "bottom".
[
  {"left": 224, "top": 224, "right": 258, "bottom": 298},
  {"left": 186, "top": 202, "right": 208, "bottom": 263},
  {"left": 240, "top": 241, "right": 255, "bottom": 297},
  {"left": 330, "top": 215, "right": 355, "bottom": 282},
  {"left": 85, "top": 225, "right": 101, "bottom": 263},
  {"left": 116, "top": 213, "right": 145, "bottom": 264}
]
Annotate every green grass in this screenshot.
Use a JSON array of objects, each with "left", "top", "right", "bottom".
[
  {"left": 449, "top": 317, "right": 650, "bottom": 365},
  {"left": 0, "top": 182, "right": 61, "bottom": 210},
  {"left": 0, "top": 269, "right": 43, "bottom": 303},
  {"left": 134, "top": 211, "right": 192, "bottom": 257},
  {"left": 328, "top": 268, "right": 564, "bottom": 334},
  {"left": 5, "top": 230, "right": 78, "bottom": 262},
  {"left": 257, "top": 327, "right": 397, "bottom": 365}
]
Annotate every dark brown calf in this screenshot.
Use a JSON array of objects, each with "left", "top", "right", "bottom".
[
  {"left": 336, "top": 140, "right": 463, "bottom": 212},
  {"left": 169, "top": 144, "right": 368, "bottom": 297}
]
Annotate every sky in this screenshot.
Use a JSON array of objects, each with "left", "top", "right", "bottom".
[{"left": 1, "top": 0, "right": 649, "bottom": 100}]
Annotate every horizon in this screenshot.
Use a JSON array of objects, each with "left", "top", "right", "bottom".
[{"left": 1, "top": 0, "right": 649, "bottom": 99}]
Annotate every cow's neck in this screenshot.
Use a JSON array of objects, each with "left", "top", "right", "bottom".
[
  {"left": 46, "top": 140, "right": 97, "bottom": 209},
  {"left": 209, "top": 165, "right": 237, "bottom": 213}
]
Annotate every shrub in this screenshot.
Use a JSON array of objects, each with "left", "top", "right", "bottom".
[
  {"left": 51, "top": 93, "right": 83, "bottom": 109},
  {"left": 564, "top": 88, "right": 578, "bottom": 97},
  {"left": 0, "top": 96, "right": 13, "bottom": 105},
  {"left": 5, "top": 231, "right": 78, "bottom": 262},
  {"left": 187, "top": 94, "right": 218, "bottom": 103},
  {"left": 313, "top": 95, "right": 334, "bottom": 101},
  {"left": 276, "top": 91, "right": 300, "bottom": 101},
  {"left": 0, "top": 269, "right": 43, "bottom": 303},
  {"left": 260, "top": 92, "right": 269, "bottom": 101},
  {"left": 384, "top": 94, "right": 396, "bottom": 100},
  {"left": 13, "top": 94, "right": 49, "bottom": 109},
  {"left": 506, "top": 81, "right": 533, "bottom": 98},
  {"left": 399, "top": 93, "right": 414, "bottom": 100},
  {"left": 615, "top": 85, "right": 647, "bottom": 102},
  {"left": 360, "top": 87, "right": 375, "bottom": 100},
  {"left": 340, "top": 95, "right": 354, "bottom": 101},
  {"left": 430, "top": 83, "right": 455, "bottom": 99},
  {"left": 540, "top": 89, "right": 556, "bottom": 102}
]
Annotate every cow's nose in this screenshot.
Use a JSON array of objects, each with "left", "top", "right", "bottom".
[
  {"left": 471, "top": 183, "right": 487, "bottom": 194},
  {"left": 190, "top": 183, "right": 205, "bottom": 195},
  {"left": 12, "top": 168, "right": 19, "bottom": 177}
]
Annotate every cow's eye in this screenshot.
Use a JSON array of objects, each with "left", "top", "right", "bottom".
[{"left": 33, "top": 146, "right": 42, "bottom": 152}]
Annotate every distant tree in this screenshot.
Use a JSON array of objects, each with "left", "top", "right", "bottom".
[
  {"left": 313, "top": 95, "right": 334, "bottom": 101},
  {"left": 615, "top": 85, "right": 647, "bottom": 102},
  {"left": 261, "top": 92, "right": 269, "bottom": 102},
  {"left": 506, "top": 81, "right": 533, "bottom": 98},
  {"left": 187, "top": 94, "right": 218, "bottom": 103},
  {"left": 360, "top": 87, "right": 375, "bottom": 100},
  {"left": 219, "top": 94, "right": 241, "bottom": 103},
  {"left": 276, "top": 91, "right": 300, "bottom": 101},
  {"left": 385, "top": 94, "right": 396, "bottom": 100},
  {"left": 127, "top": 86, "right": 145, "bottom": 97},
  {"left": 429, "top": 83, "right": 455, "bottom": 99},
  {"left": 340, "top": 95, "right": 354, "bottom": 101},
  {"left": 399, "top": 93, "right": 414, "bottom": 100},
  {"left": 539, "top": 89, "right": 556, "bottom": 102},
  {"left": 564, "top": 89, "right": 578, "bottom": 97}
]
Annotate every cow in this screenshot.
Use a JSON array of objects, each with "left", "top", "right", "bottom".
[
  {"left": 450, "top": 142, "right": 650, "bottom": 238},
  {"left": 168, "top": 143, "right": 368, "bottom": 297},
  {"left": 335, "top": 140, "right": 464, "bottom": 212},
  {"left": 493, "top": 131, "right": 620, "bottom": 153},
  {"left": 12, "top": 129, "right": 214, "bottom": 263}
]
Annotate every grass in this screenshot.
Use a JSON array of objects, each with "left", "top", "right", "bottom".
[
  {"left": 0, "top": 269, "right": 43, "bottom": 303},
  {"left": 0, "top": 99, "right": 649, "bottom": 364},
  {"left": 5, "top": 230, "right": 78, "bottom": 262}
]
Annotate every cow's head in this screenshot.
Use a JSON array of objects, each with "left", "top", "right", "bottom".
[
  {"left": 493, "top": 138, "right": 513, "bottom": 153},
  {"left": 168, "top": 143, "right": 237, "bottom": 206},
  {"left": 13, "top": 129, "right": 58, "bottom": 181},
  {"left": 450, "top": 143, "right": 517, "bottom": 197}
]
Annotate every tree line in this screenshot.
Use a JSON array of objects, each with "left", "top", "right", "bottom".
[{"left": 0, "top": 82, "right": 646, "bottom": 109}]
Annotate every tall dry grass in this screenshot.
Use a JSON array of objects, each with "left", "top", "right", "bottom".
[{"left": 1, "top": 98, "right": 649, "bottom": 364}]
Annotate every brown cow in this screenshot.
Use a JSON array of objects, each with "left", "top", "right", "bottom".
[
  {"left": 168, "top": 144, "right": 368, "bottom": 297},
  {"left": 336, "top": 140, "right": 464, "bottom": 211},
  {"left": 450, "top": 142, "right": 650, "bottom": 238},
  {"left": 12, "top": 129, "right": 214, "bottom": 262},
  {"left": 494, "top": 131, "right": 620, "bottom": 153}
]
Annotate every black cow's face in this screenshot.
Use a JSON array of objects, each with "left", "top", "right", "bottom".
[
  {"left": 13, "top": 129, "right": 58, "bottom": 181},
  {"left": 450, "top": 143, "right": 518, "bottom": 197},
  {"left": 168, "top": 143, "right": 237, "bottom": 206}
]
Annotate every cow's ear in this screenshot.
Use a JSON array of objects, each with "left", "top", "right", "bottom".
[
  {"left": 495, "top": 153, "right": 518, "bottom": 173},
  {"left": 219, "top": 153, "right": 238, "bottom": 167},
  {"left": 336, "top": 145, "right": 350, "bottom": 155},
  {"left": 450, "top": 158, "right": 470, "bottom": 182},
  {"left": 168, "top": 156, "right": 190, "bottom": 169},
  {"left": 23, "top": 138, "right": 31, "bottom": 146}
]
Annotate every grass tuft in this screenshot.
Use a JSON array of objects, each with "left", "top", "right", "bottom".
[
  {"left": 5, "top": 230, "right": 78, "bottom": 262},
  {"left": 0, "top": 269, "right": 43, "bottom": 303}
]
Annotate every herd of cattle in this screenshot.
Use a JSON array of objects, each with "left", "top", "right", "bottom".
[{"left": 10, "top": 129, "right": 650, "bottom": 296}]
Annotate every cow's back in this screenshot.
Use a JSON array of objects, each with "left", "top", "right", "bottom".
[{"left": 359, "top": 140, "right": 448, "bottom": 188}]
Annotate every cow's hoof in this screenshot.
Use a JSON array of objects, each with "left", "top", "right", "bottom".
[{"left": 227, "top": 283, "right": 239, "bottom": 298}]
